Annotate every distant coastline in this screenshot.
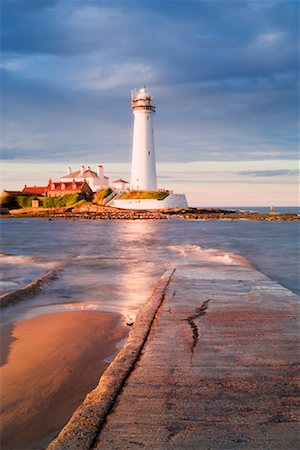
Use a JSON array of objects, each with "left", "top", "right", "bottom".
[{"left": 1, "top": 204, "right": 298, "bottom": 221}]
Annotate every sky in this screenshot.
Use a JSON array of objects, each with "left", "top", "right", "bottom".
[{"left": 1, "top": 0, "right": 299, "bottom": 206}]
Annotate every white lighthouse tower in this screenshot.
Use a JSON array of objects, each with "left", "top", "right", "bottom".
[
  {"left": 113, "top": 86, "right": 188, "bottom": 210},
  {"left": 130, "top": 86, "right": 157, "bottom": 191}
]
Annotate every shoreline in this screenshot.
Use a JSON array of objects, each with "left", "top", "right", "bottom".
[
  {"left": 48, "top": 269, "right": 175, "bottom": 450},
  {"left": 47, "top": 265, "right": 300, "bottom": 450},
  {"left": 1, "top": 205, "right": 298, "bottom": 221},
  {"left": 0, "top": 310, "right": 128, "bottom": 450}
]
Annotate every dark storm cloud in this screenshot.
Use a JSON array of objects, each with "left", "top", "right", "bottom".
[
  {"left": 2, "top": 0, "right": 298, "bottom": 71},
  {"left": 1, "top": 0, "right": 131, "bottom": 56},
  {"left": 2, "top": 0, "right": 69, "bottom": 55},
  {"left": 1, "top": 0, "right": 299, "bottom": 163},
  {"left": 2, "top": 0, "right": 100, "bottom": 56}
]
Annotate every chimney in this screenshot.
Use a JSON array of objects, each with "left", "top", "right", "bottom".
[
  {"left": 88, "top": 165, "right": 91, "bottom": 171},
  {"left": 81, "top": 165, "right": 85, "bottom": 175},
  {"left": 68, "top": 166, "right": 72, "bottom": 175},
  {"left": 97, "top": 165, "right": 103, "bottom": 178}
]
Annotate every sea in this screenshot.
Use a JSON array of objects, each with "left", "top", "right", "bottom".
[
  {"left": 0, "top": 214, "right": 299, "bottom": 326},
  {"left": 221, "top": 206, "right": 299, "bottom": 215},
  {"left": 0, "top": 214, "right": 299, "bottom": 448}
]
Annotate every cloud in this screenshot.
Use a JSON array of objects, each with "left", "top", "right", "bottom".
[
  {"left": 1, "top": 0, "right": 299, "bottom": 168},
  {"left": 238, "top": 170, "right": 299, "bottom": 177}
]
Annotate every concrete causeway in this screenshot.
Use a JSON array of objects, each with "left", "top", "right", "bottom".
[{"left": 48, "top": 262, "right": 299, "bottom": 450}]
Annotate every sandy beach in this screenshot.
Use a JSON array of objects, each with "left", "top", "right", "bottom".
[{"left": 0, "top": 310, "right": 128, "bottom": 450}]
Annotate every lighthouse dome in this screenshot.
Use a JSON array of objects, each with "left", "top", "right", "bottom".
[{"left": 137, "top": 86, "right": 148, "bottom": 99}]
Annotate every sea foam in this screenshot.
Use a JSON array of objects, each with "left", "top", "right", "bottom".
[{"left": 167, "top": 244, "right": 251, "bottom": 266}]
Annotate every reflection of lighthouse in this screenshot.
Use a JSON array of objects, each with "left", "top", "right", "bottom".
[{"left": 130, "top": 86, "right": 157, "bottom": 191}]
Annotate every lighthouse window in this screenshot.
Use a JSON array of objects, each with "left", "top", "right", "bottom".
[
  {"left": 147, "top": 115, "right": 149, "bottom": 120},
  {"left": 148, "top": 151, "right": 150, "bottom": 155}
]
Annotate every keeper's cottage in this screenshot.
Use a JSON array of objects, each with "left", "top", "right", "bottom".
[{"left": 60, "top": 165, "right": 109, "bottom": 192}]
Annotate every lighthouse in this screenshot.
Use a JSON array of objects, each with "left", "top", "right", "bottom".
[
  {"left": 113, "top": 87, "right": 188, "bottom": 209},
  {"left": 130, "top": 86, "right": 157, "bottom": 191}
]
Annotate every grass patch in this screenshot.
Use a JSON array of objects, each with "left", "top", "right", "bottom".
[
  {"left": 42, "top": 193, "right": 82, "bottom": 208},
  {"left": 16, "top": 195, "right": 36, "bottom": 208},
  {"left": 72, "top": 199, "right": 87, "bottom": 208},
  {"left": 119, "top": 190, "right": 169, "bottom": 200},
  {"left": 0, "top": 193, "right": 36, "bottom": 209},
  {"left": 1, "top": 192, "right": 88, "bottom": 210},
  {"left": 94, "top": 187, "right": 113, "bottom": 205}
]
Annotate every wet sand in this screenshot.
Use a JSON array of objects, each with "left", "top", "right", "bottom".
[{"left": 0, "top": 310, "right": 128, "bottom": 450}]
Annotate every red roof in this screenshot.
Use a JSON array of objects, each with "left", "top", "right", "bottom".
[
  {"left": 62, "top": 169, "right": 99, "bottom": 179},
  {"left": 47, "top": 180, "right": 88, "bottom": 192},
  {"left": 113, "top": 179, "right": 129, "bottom": 183},
  {"left": 22, "top": 186, "right": 47, "bottom": 195},
  {"left": 62, "top": 168, "right": 109, "bottom": 181},
  {"left": 2, "top": 190, "right": 23, "bottom": 195}
]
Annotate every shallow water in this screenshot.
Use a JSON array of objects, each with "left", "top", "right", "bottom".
[
  {"left": 223, "top": 206, "right": 299, "bottom": 214},
  {"left": 1, "top": 218, "right": 299, "bottom": 324},
  {"left": 0, "top": 217, "right": 299, "bottom": 449}
]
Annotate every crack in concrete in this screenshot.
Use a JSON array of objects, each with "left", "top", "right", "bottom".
[{"left": 185, "top": 300, "right": 210, "bottom": 354}]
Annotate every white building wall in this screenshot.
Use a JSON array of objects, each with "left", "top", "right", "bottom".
[
  {"left": 60, "top": 173, "right": 108, "bottom": 192},
  {"left": 113, "top": 194, "right": 188, "bottom": 210},
  {"left": 131, "top": 98, "right": 157, "bottom": 191},
  {"left": 89, "top": 177, "right": 109, "bottom": 191},
  {"left": 112, "top": 181, "right": 129, "bottom": 191}
]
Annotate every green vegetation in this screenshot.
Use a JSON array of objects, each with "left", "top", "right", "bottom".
[
  {"left": 0, "top": 193, "right": 18, "bottom": 209},
  {"left": 16, "top": 195, "right": 36, "bottom": 208},
  {"left": 42, "top": 193, "right": 82, "bottom": 208},
  {"left": 0, "top": 193, "right": 36, "bottom": 209},
  {"left": 0, "top": 192, "right": 85, "bottom": 210},
  {"left": 119, "top": 190, "right": 169, "bottom": 200},
  {"left": 72, "top": 199, "right": 87, "bottom": 208},
  {"left": 94, "top": 187, "right": 113, "bottom": 205}
]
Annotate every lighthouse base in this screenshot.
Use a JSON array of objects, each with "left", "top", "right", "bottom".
[{"left": 112, "top": 193, "right": 188, "bottom": 210}]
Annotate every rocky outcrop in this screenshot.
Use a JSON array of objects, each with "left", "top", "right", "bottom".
[{"left": 2, "top": 206, "right": 299, "bottom": 221}]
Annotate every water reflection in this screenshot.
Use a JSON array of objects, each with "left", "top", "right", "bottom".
[
  {"left": 1, "top": 218, "right": 299, "bottom": 327},
  {"left": 1, "top": 221, "right": 167, "bottom": 325},
  {"left": 115, "top": 221, "right": 165, "bottom": 317}
]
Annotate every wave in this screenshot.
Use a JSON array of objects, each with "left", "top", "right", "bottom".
[
  {"left": 0, "top": 253, "right": 61, "bottom": 270},
  {"left": 73, "top": 255, "right": 133, "bottom": 262},
  {"left": 0, "top": 269, "right": 61, "bottom": 308},
  {"left": 167, "top": 244, "right": 251, "bottom": 266}
]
